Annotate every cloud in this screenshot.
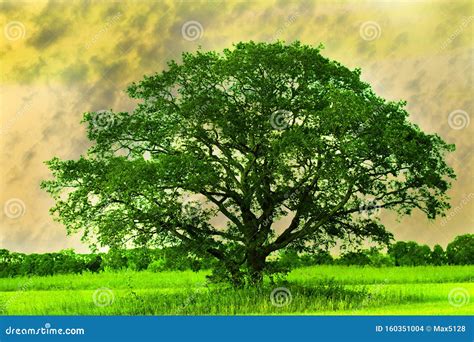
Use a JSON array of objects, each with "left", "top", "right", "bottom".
[
  {"left": 28, "top": 21, "right": 68, "bottom": 49},
  {"left": 0, "top": 0, "right": 472, "bottom": 252},
  {"left": 61, "top": 62, "right": 90, "bottom": 84}
]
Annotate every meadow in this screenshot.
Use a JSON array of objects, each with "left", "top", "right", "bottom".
[{"left": 0, "top": 265, "right": 472, "bottom": 315}]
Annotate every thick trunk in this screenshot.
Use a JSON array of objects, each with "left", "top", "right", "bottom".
[{"left": 247, "top": 249, "right": 266, "bottom": 285}]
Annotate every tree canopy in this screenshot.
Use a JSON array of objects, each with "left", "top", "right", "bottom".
[
  {"left": 446, "top": 234, "right": 474, "bottom": 265},
  {"left": 41, "top": 41, "right": 455, "bottom": 285}
]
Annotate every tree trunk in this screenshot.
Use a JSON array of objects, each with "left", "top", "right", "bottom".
[{"left": 247, "top": 249, "right": 266, "bottom": 285}]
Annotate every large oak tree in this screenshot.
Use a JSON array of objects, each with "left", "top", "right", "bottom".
[{"left": 42, "top": 41, "right": 455, "bottom": 285}]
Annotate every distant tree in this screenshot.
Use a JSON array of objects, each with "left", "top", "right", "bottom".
[
  {"left": 126, "top": 248, "right": 152, "bottom": 271},
  {"left": 278, "top": 250, "right": 302, "bottom": 269},
  {"left": 338, "top": 250, "right": 371, "bottom": 266},
  {"left": 0, "top": 249, "right": 11, "bottom": 276},
  {"left": 366, "top": 247, "right": 394, "bottom": 267},
  {"left": 413, "top": 244, "right": 431, "bottom": 266},
  {"left": 103, "top": 248, "right": 129, "bottom": 270},
  {"left": 52, "top": 249, "right": 85, "bottom": 274},
  {"left": 41, "top": 41, "right": 456, "bottom": 285},
  {"left": 0, "top": 249, "right": 24, "bottom": 277},
  {"left": 299, "top": 250, "right": 334, "bottom": 266},
  {"left": 388, "top": 242, "right": 404, "bottom": 266},
  {"left": 85, "top": 254, "right": 103, "bottom": 272},
  {"left": 430, "top": 244, "right": 447, "bottom": 265},
  {"left": 36, "top": 254, "right": 55, "bottom": 276},
  {"left": 19, "top": 254, "right": 38, "bottom": 276},
  {"left": 446, "top": 234, "right": 474, "bottom": 265},
  {"left": 388, "top": 241, "right": 431, "bottom": 266},
  {"left": 313, "top": 250, "right": 334, "bottom": 265},
  {"left": 0, "top": 249, "right": 9, "bottom": 263},
  {"left": 9, "top": 252, "right": 24, "bottom": 277}
]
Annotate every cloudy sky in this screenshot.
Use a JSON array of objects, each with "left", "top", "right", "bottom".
[{"left": 0, "top": 0, "right": 472, "bottom": 253}]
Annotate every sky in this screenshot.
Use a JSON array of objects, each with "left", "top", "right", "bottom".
[{"left": 0, "top": 0, "right": 472, "bottom": 253}]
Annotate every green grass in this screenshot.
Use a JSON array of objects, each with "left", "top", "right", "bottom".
[
  {"left": 0, "top": 266, "right": 472, "bottom": 315},
  {"left": 288, "top": 265, "right": 474, "bottom": 285}
]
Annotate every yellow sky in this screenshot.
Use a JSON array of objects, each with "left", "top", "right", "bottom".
[{"left": 0, "top": 0, "right": 472, "bottom": 253}]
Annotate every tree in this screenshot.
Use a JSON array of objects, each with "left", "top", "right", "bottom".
[
  {"left": 388, "top": 241, "right": 431, "bottom": 266},
  {"left": 103, "top": 248, "right": 129, "bottom": 270},
  {"left": 338, "top": 251, "right": 371, "bottom": 266},
  {"left": 310, "top": 250, "right": 334, "bottom": 265},
  {"left": 85, "top": 254, "right": 103, "bottom": 273},
  {"left": 41, "top": 41, "right": 455, "bottom": 285},
  {"left": 366, "top": 247, "right": 394, "bottom": 267},
  {"left": 125, "top": 248, "right": 152, "bottom": 271},
  {"left": 300, "top": 250, "right": 334, "bottom": 266},
  {"left": 446, "top": 234, "right": 474, "bottom": 265},
  {"left": 430, "top": 244, "right": 447, "bottom": 265}
]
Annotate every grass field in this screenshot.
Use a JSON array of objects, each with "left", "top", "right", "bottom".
[{"left": 0, "top": 266, "right": 472, "bottom": 315}]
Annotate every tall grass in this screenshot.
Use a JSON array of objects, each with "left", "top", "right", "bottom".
[
  {"left": 0, "top": 266, "right": 472, "bottom": 315},
  {"left": 0, "top": 269, "right": 208, "bottom": 292},
  {"left": 287, "top": 265, "right": 474, "bottom": 285}
]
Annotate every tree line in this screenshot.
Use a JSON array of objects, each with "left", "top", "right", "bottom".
[
  {"left": 279, "top": 234, "right": 473, "bottom": 269},
  {"left": 0, "top": 234, "right": 471, "bottom": 278}
]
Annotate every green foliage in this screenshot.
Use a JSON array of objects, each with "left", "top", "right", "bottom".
[
  {"left": 1, "top": 235, "right": 472, "bottom": 278},
  {"left": 338, "top": 251, "right": 371, "bottom": 266},
  {"left": 41, "top": 41, "right": 455, "bottom": 285},
  {"left": 102, "top": 248, "right": 128, "bottom": 270},
  {"left": 388, "top": 241, "right": 432, "bottom": 266},
  {"left": 446, "top": 234, "right": 474, "bottom": 265},
  {"left": 303, "top": 250, "right": 334, "bottom": 265},
  {"left": 0, "top": 249, "right": 101, "bottom": 277},
  {"left": 124, "top": 248, "right": 152, "bottom": 271},
  {"left": 430, "top": 244, "right": 447, "bottom": 265},
  {"left": 147, "top": 259, "right": 167, "bottom": 273},
  {"left": 278, "top": 250, "right": 303, "bottom": 269},
  {"left": 0, "top": 247, "right": 215, "bottom": 278},
  {"left": 367, "top": 250, "right": 395, "bottom": 267}
]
